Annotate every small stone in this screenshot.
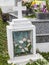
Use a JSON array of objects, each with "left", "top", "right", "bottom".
[{"left": 29, "top": 59, "right": 33, "bottom": 64}]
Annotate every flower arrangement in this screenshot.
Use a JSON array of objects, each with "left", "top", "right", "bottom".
[
  {"left": 31, "top": 1, "right": 49, "bottom": 19},
  {"left": 14, "top": 38, "right": 32, "bottom": 56},
  {"left": 31, "top": 1, "right": 49, "bottom": 13},
  {"left": 33, "top": 4, "right": 48, "bottom": 13}
]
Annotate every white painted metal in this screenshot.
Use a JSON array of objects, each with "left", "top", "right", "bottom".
[
  {"left": 13, "top": 0, "right": 26, "bottom": 19},
  {"left": 6, "top": 18, "right": 36, "bottom": 59},
  {"left": 8, "top": 54, "right": 43, "bottom": 65},
  {"left": 33, "top": 26, "right": 36, "bottom": 54}
]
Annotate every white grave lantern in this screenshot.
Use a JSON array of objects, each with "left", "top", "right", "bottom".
[{"left": 7, "top": 18, "right": 36, "bottom": 64}]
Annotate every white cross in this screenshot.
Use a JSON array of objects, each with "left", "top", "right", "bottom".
[{"left": 13, "top": 0, "right": 26, "bottom": 19}]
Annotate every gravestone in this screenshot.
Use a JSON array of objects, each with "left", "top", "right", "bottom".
[{"left": 31, "top": 19, "right": 49, "bottom": 52}]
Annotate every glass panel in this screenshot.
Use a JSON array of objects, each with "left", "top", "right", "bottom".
[{"left": 12, "top": 31, "right": 32, "bottom": 56}]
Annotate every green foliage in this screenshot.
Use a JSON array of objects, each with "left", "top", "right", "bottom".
[
  {"left": 36, "top": 49, "right": 49, "bottom": 62},
  {"left": 26, "top": 59, "right": 49, "bottom": 65},
  {"left": 46, "top": 0, "right": 49, "bottom": 11},
  {"left": 23, "top": 2, "right": 32, "bottom": 8},
  {"left": 0, "top": 8, "right": 2, "bottom": 20},
  {"left": 0, "top": 20, "right": 11, "bottom": 65},
  {"left": 0, "top": 8, "right": 2, "bottom": 15},
  {"left": 25, "top": 14, "right": 36, "bottom": 18},
  {"left": 40, "top": 52, "right": 49, "bottom": 62},
  {"left": 26, "top": 62, "right": 30, "bottom": 65}
]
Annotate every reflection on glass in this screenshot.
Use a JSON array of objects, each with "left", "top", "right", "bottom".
[{"left": 12, "top": 31, "right": 32, "bottom": 56}]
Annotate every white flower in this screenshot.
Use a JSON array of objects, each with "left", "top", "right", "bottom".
[
  {"left": 23, "top": 38, "right": 26, "bottom": 42},
  {"left": 19, "top": 46, "right": 22, "bottom": 48},
  {"left": 15, "top": 44, "right": 18, "bottom": 46},
  {"left": 27, "top": 43, "right": 31, "bottom": 47},
  {"left": 22, "top": 49, "right": 25, "bottom": 52},
  {"left": 27, "top": 39, "right": 31, "bottom": 43},
  {"left": 19, "top": 40, "right": 23, "bottom": 44},
  {"left": 25, "top": 47, "right": 28, "bottom": 51}
]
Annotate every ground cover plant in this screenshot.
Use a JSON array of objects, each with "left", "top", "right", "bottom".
[
  {"left": 40, "top": 52, "right": 49, "bottom": 62},
  {"left": 0, "top": 18, "right": 11, "bottom": 65},
  {"left": 26, "top": 59, "right": 49, "bottom": 65}
]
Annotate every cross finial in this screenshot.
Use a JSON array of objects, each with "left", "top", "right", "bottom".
[{"left": 13, "top": 0, "right": 26, "bottom": 19}]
